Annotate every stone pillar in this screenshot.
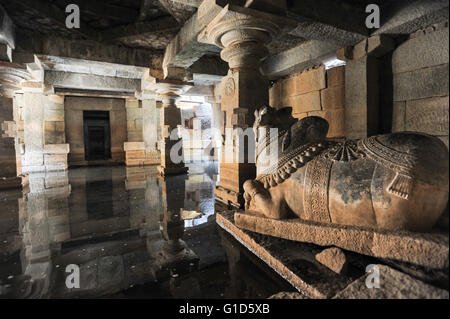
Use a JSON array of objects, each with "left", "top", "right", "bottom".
[
  {"left": 198, "top": 9, "right": 282, "bottom": 207},
  {"left": 144, "top": 78, "right": 193, "bottom": 176},
  {"left": 0, "top": 62, "right": 30, "bottom": 189},
  {"left": 142, "top": 97, "right": 160, "bottom": 163},
  {"left": 124, "top": 92, "right": 161, "bottom": 166},
  {"left": 338, "top": 35, "right": 395, "bottom": 139},
  {"left": 19, "top": 80, "right": 69, "bottom": 174}
]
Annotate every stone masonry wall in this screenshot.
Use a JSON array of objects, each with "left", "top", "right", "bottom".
[
  {"left": 21, "top": 93, "right": 69, "bottom": 173},
  {"left": 391, "top": 24, "right": 449, "bottom": 148},
  {"left": 124, "top": 98, "right": 160, "bottom": 166},
  {"left": 0, "top": 97, "right": 17, "bottom": 177},
  {"left": 269, "top": 65, "right": 345, "bottom": 138},
  {"left": 126, "top": 99, "right": 143, "bottom": 142},
  {"left": 65, "top": 96, "right": 126, "bottom": 165}
]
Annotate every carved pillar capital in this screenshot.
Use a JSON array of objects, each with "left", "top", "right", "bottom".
[
  {"left": 146, "top": 78, "right": 194, "bottom": 106},
  {"left": 202, "top": 14, "right": 280, "bottom": 69}
]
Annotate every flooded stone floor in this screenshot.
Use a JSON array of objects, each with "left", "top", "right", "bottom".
[{"left": 0, "top": 163, "right": 295, "bottom": 298}]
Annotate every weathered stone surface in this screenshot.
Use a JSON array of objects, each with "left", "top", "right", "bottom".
[
  {"left": 333, "top": 264, "right": 449, "bottom": 299},
  {"left": 345, "top": 56, "right": 379, "bottom": 138},
  {"left": 163, "top": 3, "right": 220, "bottom": 70},
  {"left": 393, "top": 64, "right": 449, "bottom": 102},
  {"left": 373, "top": 0, "right": 449, "bottom": 36},
  {"left": 292, "top": 66, "right": 326, "bottom": 96},
  {"left": 43, "top": 144, "right": 69, "bottom": 154},
  {"left": 124, "top": 142, "right": 145, "bottom": 151},
  {"left": 217, "top": 211, "right": 359, "bottom": 299},
  {"left": 326, "top": 66, "right": 344, "bottom": 87},
  {"left": 268, "top": 292, "right": 309, "bottom": 299},
  {"left": 320, "top": 85, "right": 344, "bottom": 110},
  {"left": 315, "top": 247, "right": 348, "bottom": 275},
  {"left": 405, "top": 97, "right": 449, "bottom": 136},
  {"left": 44, "top": 71, "right": 140, "bottom": 92},
  {"left": 234, "top": 212, "right": 449, "bottom": 269},
  {"left": 367, "top": 35, "right": 395, "bottom": 58},
  {"left": 392, "top": 101, "right": 406, "bottom": 132},
  {"left": 308, "top": 109, "right": 345, "bottom": 138},
  {"left": 287, "top": 91, "right": 321, "bottom": 114},
  {"left": 392, "top": 27, "right": 449, "bottom": 74},
  {"left": 262, "top": 40, "right": 340, "bottom": 79}
]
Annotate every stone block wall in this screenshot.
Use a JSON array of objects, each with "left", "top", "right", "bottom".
[
  {"left": 124, "top": 98, "right": 160, "bottom": 166},
  {"left": 269, "top": 65, "right": 345, "bottom": 138},
  {"left": 390, "top": 24, "right": 449, "bottom": 148},
  {"left": 126, "top": 99, "right": 143, "bottom": 142},
  {"left": 180, "top": 102, "right": 217, "bottom": 162},
  {"left": 21, "top": 93, "right": 69, "bottom": 173},
  {"left": 44, "top": 95, "right": 65, "bottom": 144},
  {"left": 0, "top": 97, "right": 17, "bottom": 177},
  {"left": 65, "top": 96, "right": 126, "bottom": 165}
]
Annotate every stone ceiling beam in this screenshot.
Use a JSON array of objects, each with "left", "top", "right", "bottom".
[
  {"left": 170, "top": 0, "right": 201, "bottom": 7},
  {"left": 373, "top": 0, "right": 449, "bottom": 36},
  {"left": 43, "top": 71, "right": 141, "bottom": 93},
  {"left": 189, "top": 55, "right": 228, "bottom": 78},
  {"left": 33, "top": 55, "right": 149, "bottom": 79},
  {"left": 14, "top": 32, "right": 164, "bottom": 73},
  {"left": 261, "top": 40, "right": 341, "bottom": 79},
  {"left": 54, "top": 88, "right": 135, "bottom": 99},
  {"left": 19, "top": 0, "right": 97, "bottom": 40},
  {"left": 101, "top": 16, "right": 179, "bottom": 42},
  {"left": 286, "top": 0, "right": 368, "bottom": 46},
  {"left": 162, "top": 0, "right": 224, "bottom": 70},
  {"left": 158, "top": 0, "right": 196, "bottom": 24}
]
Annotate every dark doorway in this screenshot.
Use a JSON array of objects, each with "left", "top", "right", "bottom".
[{"left": 83, "top": 111, "right": 111, "bottom": 161}]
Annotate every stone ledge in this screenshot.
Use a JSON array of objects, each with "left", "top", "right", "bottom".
[
  {"left": 216, "top": 211, "right": 361, "bottom": 298},
  {"left": 234, "top": 211, "right": 449, "bottom": 269}
]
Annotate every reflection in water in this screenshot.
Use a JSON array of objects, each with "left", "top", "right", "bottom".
[{"left": 0, "top": 163, "right": 295, "bottom": 298}]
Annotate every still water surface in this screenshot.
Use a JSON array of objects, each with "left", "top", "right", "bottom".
[{"left": 0, "top": 163, "right": 294, "bottom": 298}]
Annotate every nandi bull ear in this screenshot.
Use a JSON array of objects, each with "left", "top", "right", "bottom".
[{"left": 298, "top": 116, "right": 329, "bottom": 141}]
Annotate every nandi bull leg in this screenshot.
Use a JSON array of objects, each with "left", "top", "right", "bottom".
[{"left": 243, "top": 180, "right": 289, "bottom": 219}]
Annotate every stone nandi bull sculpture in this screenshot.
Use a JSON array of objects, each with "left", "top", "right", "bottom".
[{"left": 243, "top": 106, "right": 449, "bottom": 232}]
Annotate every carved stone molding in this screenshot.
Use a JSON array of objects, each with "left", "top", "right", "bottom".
[{"left": 0, "top": 62, "right": 31, "bottom": 98}]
